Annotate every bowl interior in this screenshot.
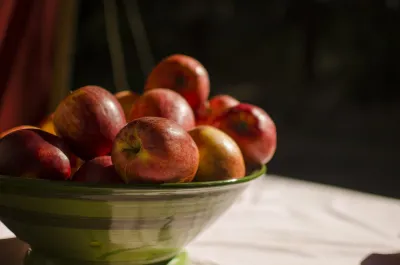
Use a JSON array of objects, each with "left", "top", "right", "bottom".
[{"left": 0, "top": 165, "right": 266, "bottom": 265}]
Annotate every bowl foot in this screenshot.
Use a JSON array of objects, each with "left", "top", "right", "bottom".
[{"left": 23, "top": 249, "right": 190, "bottom": 265}]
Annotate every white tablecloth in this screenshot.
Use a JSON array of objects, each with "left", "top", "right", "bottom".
[{"left": 1, "top": 175, "right": 399, "bottom": 265}]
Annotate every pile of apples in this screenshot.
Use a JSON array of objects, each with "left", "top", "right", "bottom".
[{"left": 0, "top": 54, "right": 276, "bottom": 184}]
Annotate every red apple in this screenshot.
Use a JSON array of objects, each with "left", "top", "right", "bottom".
[
  {"left": 38, "top": 113, "right": 82, "bottom": 173},
  {"left": 208, "top": 95, "right": 240, "bottom": 119},
  {"left": 189, "top": 126, "right": 245, "bottom": 181},
  {"left": 144, "top": 54, "right": 210, "bottom": 112},
  {"left": 196, "top": 95, "right": 240, "bottom": 125},
  {"left": 213, "top": 103, "right": 277, "bottom": 167},
  {"left": 72, "top": 156, "right": 123, "bottom": 184},
  {"left": 114, "top": 90, "right": 140, "bottom": 119},
  {"left": 0, "top": 128, "right": 72, "bottom": 180},
  {"left": 195, "top": 101, "right": 211, "bottom": 126},
  {"left": 111, "top": 117, "right": 199, "bottom": 184},
  {"left": 129, "top": 88, "right": 195, "bottom": 130},
  {"left": 38, "top": 114, "right": 83, "bottom": 172},
  {"left": 0, "top": 125, "right": 39, "bottom": 139},
  {"left": 53, "top": 85, "right": 126, "bottom": 160}
]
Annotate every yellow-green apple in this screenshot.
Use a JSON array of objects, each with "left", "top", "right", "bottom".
[
  {"left": 196, "top": 94, "right": 240, "bottom": 125},
  {"left": 213, "top": 103, "right": 277, "bottom": 167},
  {"left": 39, "top": 113, "right": 56, "bottom": 135},
  {"left": 53, "top": 85, "right": 126, "bottom": 160},
  {"left": 114, "top": 90, "right": 140, "bottom": 119},
  {"left": 189, "top": 125, "right": 245, "bottom": 181},
  {"left": 0, "top": 128, "right": 72, "bottom": 180},
  {"left": 71, "top": 157, "right": 84, "bottom": 175},
  {"left": 129, "top": 88, "right": 195, "bottom": 130},
  {"left": 72, "top": 156, "right": 123, "bottom": 184},
  {"left": 144, "top": 54, "right": 210, "bottom": 113},
  {"left": 111, "top": 117, "right": 199, "bottom": 184}
]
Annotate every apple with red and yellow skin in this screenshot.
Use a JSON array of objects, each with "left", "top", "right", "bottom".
[
  {"left": 38, "top": 113, "right": 83, "bottom": 173},
  {"left": 189, "top": 126, "right": 245, "bottom": 182},
  {"left": 39, "top": 113, "right": 56, "bottom": 135},
  {"left": 111, "top": 117, "right": 199, "bottom": 184},
  {"left": 0, "top": 128, "right": 72, "bottom": 180},
  {"left": 213, "top": 103, "right": 277, "bottom": 168},
  {"left": 4, "top": 125, "right": 83, "bottom": 174},
  {"left": 196, "top": 95, "right": 240, "bottom": 125},
  {"left": 72, "top": 156, "right": 123, "bottom": 184},
  {"left": 144, "top": 54, "right": 210, "bottom": 113},
  {"left": 0, "top": 125, "right": 39, "bottom": 139},
  {"left": 114, "top": 90, "right": 140, "bottom": 119},
  {"left": 53, "top": 85, "right": 126, "bottom": 160},
  {"left": 129, "top": 88, "right": 195, "bottom": 130}
]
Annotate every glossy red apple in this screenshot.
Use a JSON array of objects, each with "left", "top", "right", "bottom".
[
  {"left": 72, "top": 156, "right": 123, "bottom": 184},
  {"left": 213, "top": 103, "right": 277, "bottom": 167},
  {"left": 196, "top": 94, "right": 240, "bottom": 125},
  {"left": 111, "top": 117, "right": 199, "bottom": 184},
  {"left": 144, "top": 54, "right": 210, "bottom": 112},
  {"left": 0, "top": 125, "right": 39, "bottom": 139},
  {"left": 129, "top": 88, "right": 195, "bottom": 130},
  {"left": 0, "top": 128, "right": 72, "bottom": 180},
  {"left": 53, "top": 85, "right": 126, "bottom": 160},
  {"left": 38, "top": 114, "right": 83, "bottom": 173}
]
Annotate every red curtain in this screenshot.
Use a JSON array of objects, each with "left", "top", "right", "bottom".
[{"left": 0, "top": 0, "right": 60, "bottom": 132}]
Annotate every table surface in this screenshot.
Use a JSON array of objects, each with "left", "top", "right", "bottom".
[{"left": 1, "top": 175, "right": 399, "bottom": 265}]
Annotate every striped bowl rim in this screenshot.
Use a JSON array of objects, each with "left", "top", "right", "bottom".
[{"left": 0, "top": 165, "right": 266, "bottom": 195}]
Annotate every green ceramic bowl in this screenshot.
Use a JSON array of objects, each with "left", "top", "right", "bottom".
[{"left": 0, "top": 165, "right": 265, "bottom": 265}]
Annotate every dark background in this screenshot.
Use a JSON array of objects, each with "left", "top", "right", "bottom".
[{"left": 72, "top": 0, "right": 400, "bottom": 198}]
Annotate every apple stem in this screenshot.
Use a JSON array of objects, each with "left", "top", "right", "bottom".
[
  {"left": 174, "top": 73, "right": 186, "bottom": 89},
  {"left": 123, "top": 144, "right": 141, "bottom": 155},
  {"left": 235, "top": 121, "right": 248, "bottom": 133}
]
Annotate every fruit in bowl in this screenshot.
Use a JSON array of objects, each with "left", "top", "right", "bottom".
[
  {"left": 129, "top": 88, "right": 195, "bottom": 130},
  {"left": 112, "top": 117, "right": 199, "bottom": 184},
  {"left": 145, "top": 54, "right": 210, "bottom": 113},
  {"left": 189, "top": 125, "right": 245, "bottom": 181},
  {"left": 0, "top": 128, "right": 72, "bottom": 180},
  {"left": 196, "top": 94, "right": 240, "bottom": 125},
  {"left": 0, "top": 53, "right": 276, "bottom": 264},
  {"left": 72, "top": 156, "right": 124, "bottom": 184},
  {"left": 53, "top": 85, "right": 126, "bottom": 160},
  {"left": 0, "top": 125, "right": 39, "bottom": 139},
  {"left": 213, "top": 103, "right": 277, "bottom": 168}
]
